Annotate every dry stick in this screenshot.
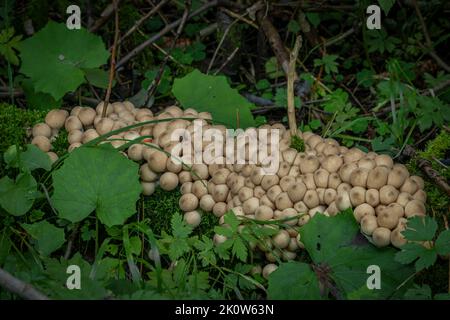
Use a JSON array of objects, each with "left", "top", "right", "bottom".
[
  {"left": 403, "top": 145, "right": 450, "bottom": 197},
  {"left": 287, "top": 36, "right": 302, "bottom": 137},
  {"left": 145, "top": 1, "right": 191, "bottom": 105},
  {"left": 0, "top": 268, "right": 49, "bottom": 300},
  {"left": 89, "top": 1, "right": 119, "bottom": 32},
  {"left": 116, "top": 0, "right": 218, "bottom": 69},
  {"left": 412, "top": 0, "right": 450, "bottom": 73},
  {"left": 256, "top": 8, "right": 298, "bottom": 80},
  {"left": 117, "top": 0, "right": 169, "bottom": 46},
  {"left": 101, "top": 0, "right": 120, "bottom": 118},
  {"left": 207, "top": 20, "right": 237, "bottom": 74},
  {"left": 213, "top": 47, "right": 240, "bottom": 75}
]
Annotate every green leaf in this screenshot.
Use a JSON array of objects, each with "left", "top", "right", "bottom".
[
  {"left": 4, "top": 144, "right": 52, "bottom": 171},
  {"left": 300, "top": 210, "right": 358, "bottom": 263},
  {"left": 83, "top": 68, "right": 114, "bottom": 89},
  {"left": 378, "top": 0, "right": 395, "bottom": 15},
  {"left": 21, "top": 77, "right": 62, "bottom": 110},
  {"left": 21, "top": 144, "right": 52, "bottom": 171},
  {"left": 314, "top": 54, "right": 339, "bottom": 74},
  {"left": 18, "top": 21, "right": 109, "bottom": 100},
  {"left": 402, "top": 216, "right": 437, "bottom": 242},
  {"left": 404, "top": 284, "right": 432, "bottom": 300},
  {"left": 287, "top": 20, "right": 300, "bottom": 33},
  {"left": 0, "top": 172, "right": 38, "bottom": 216},
  {"left": 255, "top": 79, "right": 270, "bottom": 91},
  {"left": 356, "top": 69, "right": 375, "bottom": 88},
  {"left": 172, "top": 69, "right": 255, "bottom": 128},
  {"left": 395, "top": 243, "right": 437, "bottom": 272},
  {"left": 51, "top": 145, "right": 141, "bottom": 227},
  {"left": 435, "top": 230, "right": 450, "bottom": 256},
  {"left": 232, "top": 237, "right": 247, "bottom": 262},
  {"left": 268, "top": 262, "right": 322, "bottom": 300},
  {"left": 43, "top": 253, "right": 108, "bottom": 299},
  {"left": 171, "top": 212, "right": 193, "bottom": 239},
  {"left": 22, "top": 221, "right": 65, "bottom": 256},
  {"left": 0, "top": 27, "right": 22, "bottom": 65}
]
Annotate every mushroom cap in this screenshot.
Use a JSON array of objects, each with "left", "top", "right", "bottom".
[
  {"left": 31, "top": 136, "right": 51, "bottom": 152},
  {"left": 159, "top": 172, "right": 179, "bottom": 191},
  {"left": 366, "top": 166, "right": 389, "bottom": 189},
  {"left": 32, "top": 123, "right": 52, "bottom": 138},
  {"left": 45, "top": 109, "right": 68, "bottom": 129},
  {"left": 179, "top": 193, "right": 199, "bottom": 212}
]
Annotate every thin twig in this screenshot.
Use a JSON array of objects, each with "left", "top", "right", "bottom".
[
  {"left": 207, "top": 19, "right": 238, "bottom": 74},
  {"left": 287, "top": 36, "right": 302, "bottom": 136},
  {"left": 117, "top": 0, "right": 169, "bottom": 46},
  {"left": 220, "top": 6, "right": 258, "bottom": 29},
  {"left": 213, "top": 47, "right": 240, "bottom": 75},
  {"left": 116, "top": 0, "right": 218, "bottom": 69},
  {"left": 412, "top": 0, "right": 450, "bottom": 72},
  {"left": 145, "top": 1, "right": 191, "bottom": 105},
  {"left": 0, "top": 268, "right": 49, "bottom": 300},
  {"left": 102, "top": 0, "right": 120, "bottom": 118},
  {"left": 89, "top": 1, "right": 119, "bottom": 32}
]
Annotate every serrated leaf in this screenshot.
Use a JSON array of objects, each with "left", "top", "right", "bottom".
[
  {"left": 22, "top": 221, "right": 65, "bottom": 256},
  {"left": 395, "top": 243, "right": 437, "bottom": 272},
  {"left": 172, "top": 69, "right": 256, "bottom": 128},
  {"left": 404, "top": 285, "right": 432, "bottom": 300},
  {"left": 171, "top": 212, "right": 193, "bottom": 239},
  {"left": 232, "top": 237, "right": 247, "bottom": 262},
  {"left": 18, "top": 21, "right": 109, "bottom": 100},
  {"left": 0, "top": 172, "right": 38, "bottom": 216},
  {"left": 51, "top": 145, "right": 141, "bottom": 226},
  {"left": 268, "top": 262, "right": 322, "bottom": 300},
  {"left": 435, "top": 230, "right": 450, "bottom": 256},
  {"left": 402, "top": 216, "right": 437, "bottom": 241},
  {"left": 378, "top": 0, "right": 395, "bottom": 15}
]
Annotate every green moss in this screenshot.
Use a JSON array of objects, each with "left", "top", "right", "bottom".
[
  {"left": 290, "top": 135, "right": 305, "bottom": 152},
  {"left": 0, "top": 104, "right": 47, "bottom": 176},
  {"left": 52, "top": 130, "right": 69, "bottom": 157},
  {"left": 419, "top": 130, "right": 450, "bottom": 160},
  {"left": 0, "top": 103, "right": 47, "bottom": 153},
  {"left": 142, "top": 187, "right": 218, "bottom": 237}
]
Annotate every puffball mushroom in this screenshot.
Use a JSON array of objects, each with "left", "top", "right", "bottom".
[
  {"left": 387, "top": 166, "right": 408, "bottom": 188},
  {"left": 213, "top": 202, "right": 227, "bottom": 217},
  {"left": 159, "top": 172, "right": 179, "bottom": 191},
  {"left": 350, "top": 168, "right": 369, "bottom": 187},
  {"left": 243, "top": 197, "right": 259, "bottom": 214},
  {"left": 46, "top": 151, "right": 58, "bottom": 163},
  {"left": 336, "top": 191, "right": 351, "bottom": 211},
  {"left": 32, "top": 123, "right": 52, "bottom": 138},
  {"left": 199, "top": 194, "right": 215, "bottom": 212},
  {"left": 321, "top": 155, "right": 343, "bottom": 173},
  {"left": 31, "top": 136, "right": 51, "bottom": 152},
  {"left": 372, "top": 227, "right": 391, "bottom": 247},
  {"left": 404, "top": 200, "right": 426, "bottom": 217},
  {"left": 365, "top": 189, "right": 380, "bottom": 207},
  {"left": 272, "top": 230, "right": 290, "bottom": 249},
  {"left": 255, "top": 205, "right": 274, "bottom": 221},
  {"left": 353, "top": 203, "right": 375, "bottom": 223},
  {"left": 262, "top": 264, "right": 278, "bottom": 279},
  {"left": 95, "top": 101, "right": 113, "bottom": 116},
  {"left": 367, "top": 166, "right": 389, "bottom": 189},
  {"left": 180, "top": 182, "right": 193, "bottom": 194},
  {"left": 95, "top": 118, "right": 114, "bottom": 135},
  {"left": 299, "top": 155, "right": 320, "bottom": 173},
  {"left": 148, "top": 151, "right": 168, "bottom": 173},
  {"left": 391, "top": 226, "right": 407, "bottom": 248},
  {"left": 78, "top": 107, "right": 97, "bottom": 126},
  {"left": 377, "top": 209, "right": 399, "bottom": 229},
  {"left": 179, "top": 193, "right": 199, "bottom": 212},
  {"left": 349, "top": 187, "right": 366, "bottom": 207},
  {"left": 45, "top": 109, "right": 68, "bottom": 129},
  {"left": 379, "top": 185, "right": 399, "bottom": 205},
  {"left": 64, "top": 116, "right": 83, "bottom": 132},
  {"left": 286, "top": 181, "right": 307, "bottom": 203},
  {"left": 275, "top": 192, "right": 293, "bottom": 210},
  {"left": 82, "top": 129, "right": 99, "bottom": 144},
  {"left": 127, "top": 144, "right": 144, "bottom": 161},
  {"left": 361, "top": 215, "right": 378, "bottom": 235},
  {"left": 140, "top": 164, "right": 158, "bottom": 182},
  {"left": 68, "top": 142, "right": 82, "bottom": 152},
  {"left": 68, "top": 130, "right": 83, "bottom": 144},
  {"left": 141, "top": 181, "right": 156, "bottom": 196},
  {"left": 184, "top": 211, "right": 201, "bottom": 228}
]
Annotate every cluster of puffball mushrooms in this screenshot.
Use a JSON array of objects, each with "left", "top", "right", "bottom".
[{"left": 31, "top": 101, "right": 427, "bottom": 279}]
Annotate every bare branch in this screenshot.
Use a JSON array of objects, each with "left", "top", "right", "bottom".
[{"left": 0, "top": 268, "right": 49, "bottom": 300}]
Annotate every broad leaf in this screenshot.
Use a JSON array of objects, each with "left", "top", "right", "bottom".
[
  {"left": 18, "top": 21, "right": 109, "bottom": 100},
  {"left": 395, "top": 243, "right": 437, "bottom": 272},
  {"left": 435, "top": 230, "right": 450, "bottom": 256},
  {"left": 172, "top": 69, "right": 255, "bottom": 129},
  {"left": 22, "top": 221, "right": 65, "bottom": 256},
  {"left": 0, "top": 172, "right": 38, "bottom": 216},
  {"left": 51, "top": 145, "right": 141, "bottom": 227},
  {"left": 268, "top": 262, "right": 322, "bottom": 300}
]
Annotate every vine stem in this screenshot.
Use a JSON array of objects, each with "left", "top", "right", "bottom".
[
  {"left": 101, "top": 0, "right": 120, "bottom": 118},
  {"left": 0, "top": 268, "right": 49, "bottom": 300}
]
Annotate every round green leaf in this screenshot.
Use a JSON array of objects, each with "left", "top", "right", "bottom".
[{"left": 51, "top": 145, "right": 141, "bottom": 227}]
